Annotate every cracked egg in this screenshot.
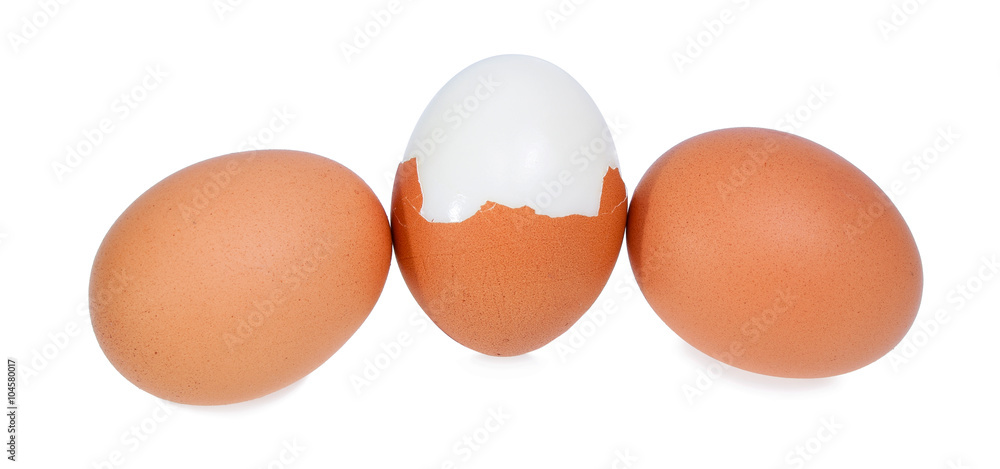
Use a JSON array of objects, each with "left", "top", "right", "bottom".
[{"left": 391, "top": 55, "right": 627, "bottom": 356}]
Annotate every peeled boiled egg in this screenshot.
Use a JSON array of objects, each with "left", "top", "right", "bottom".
[
  {"left": 391, "top": 55, "right": 627, "bottom": 356},
  {"left": 90, "top": 150, "right": 391, "bottom": 404},
  {"left": 627, "top": 128, "right": 922, "bottom": 378}
]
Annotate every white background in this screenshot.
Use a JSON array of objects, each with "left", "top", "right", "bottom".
[{"left": 2, "top": 1, "right": 999, "bottom": 468}]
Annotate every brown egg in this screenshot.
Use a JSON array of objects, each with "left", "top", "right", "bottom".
[
  {"left": 627, "top": 128, "right": 922, "bottom": 378},
  {"left": 90, "top": 150, "right": 391, "bottom": 405},
  {"left": 391, "top": 159, "right": 628, "bottom": 356},
  {"left": 391, "top": 54, "right": 628, "bottom": 356}
]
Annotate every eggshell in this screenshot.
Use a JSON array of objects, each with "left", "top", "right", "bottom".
[
  {"left": 392, "top": 55, "right": 627, "bottom": 356},
  {"left": 392, "top": 158, "right": 627, "bottom": 356},
  {"left": 627, "top": 128, "right": 923, "bottom": 378},
  {"left": 90, "top": 150, "right": 391, "bottom": 405}
]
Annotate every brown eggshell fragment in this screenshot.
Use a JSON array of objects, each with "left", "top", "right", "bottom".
[
  {"left": 627, "top": 127, "right": 923, "bottom": 378},
  {"left": 391, "top": 158, "right": 627, "bottom": 356},
  {"left": 90, "top": 150, "right": 391, "bottom": 405}
]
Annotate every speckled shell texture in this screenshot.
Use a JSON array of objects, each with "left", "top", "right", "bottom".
[
  {"left": 627, "top": 128, "right": 922, "bottom": 378},
  {"left": 391, "top": 158, "right": 628, "bottom": 356},
  {"left": 90, "top": 150, "right": 391, "bottom": 405}
]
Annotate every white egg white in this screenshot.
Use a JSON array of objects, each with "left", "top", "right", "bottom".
[{"left": 404, "top": 54, "right": 618, "bottom": 223}]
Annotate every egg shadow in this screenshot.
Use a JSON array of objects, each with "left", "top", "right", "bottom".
[
  {"left": 724, "top": 366, "right": 839, "bottom": 394},
  {"left": 678, "top": 342, "right": 840, "bottom": 395},
  {"left": 174, "top": 377, "right": 308, "bottom": 414},
  {"left": 461, "top": 351, "right": 543, "bottom": 378}
]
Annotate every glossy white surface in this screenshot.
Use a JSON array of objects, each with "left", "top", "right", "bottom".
[{"left": 404, "top": 55, "right": 618, "bottom": 222}]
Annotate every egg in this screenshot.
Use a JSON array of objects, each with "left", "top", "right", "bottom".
[
  {"left": 627, "top": 128, "right": 922, "bottom": 378},
  {"left": 90, "top": 150, "right": 391, "bottom": 404},
  {"left": 391, "top": 55, "right": 627, "bottom": 356}
]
